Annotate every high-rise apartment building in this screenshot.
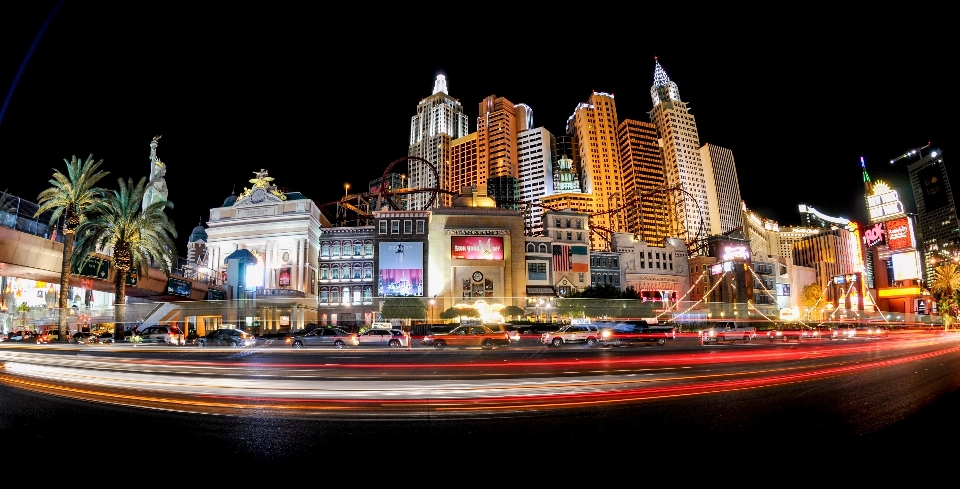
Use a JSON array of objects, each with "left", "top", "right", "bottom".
[
  {"left": 907, "top": 147, "right": 959, "bottom": 287},
  {"left": 567, "top": 91, "right": 623, "bottom": 251},
  {"left": 649, "top": 59, "right": 715, "bottom": 247},
  {"left": 517, "top": 127, "right": 554, "bottom": 235},
  {"left": 407, "top": 74, "right": 470, "bottom": 209},
  {"left": 478, "top": 95, "right": 519, "bottom": 183},
  {"left": 449, "top": 133, "right": 479, "bottom": 196},
  {"left": 617, "top": 118, "right": 670, "bottom": 245},
  {"left": 700, "top": 143, "right": 743, "bottom": 234}
]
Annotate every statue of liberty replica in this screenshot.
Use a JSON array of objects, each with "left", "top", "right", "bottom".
[{"left": 143, "top": 135, "right": 168, "bottom": 211}]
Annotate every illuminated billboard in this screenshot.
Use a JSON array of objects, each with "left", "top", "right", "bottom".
[
  {"left": 451, "top": 236, "right": 504, "bottom": 260},
  {"left": 892, "top": 251, "right": 920, "bottom": 281},
  {"left": 885, "top": 217, "right": 912, "bottom": 250},
  {"left": 378, "top": 242, "right": 423, "bottom": 297},
  {"left": 862, "top": 222, "right": 886, "bottom": 247}
]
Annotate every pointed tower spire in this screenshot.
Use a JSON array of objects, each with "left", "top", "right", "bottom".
[
  {"left": 433, "top": 73, "right": 448, "bottom": 95},
  {"left": 653, "top": 57, "right": 671, "bottom": 88},
  {"left": 861, "top": 156, "right": 873, "bottom": 194}
]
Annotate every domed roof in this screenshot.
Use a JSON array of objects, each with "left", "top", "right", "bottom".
[
  {"left": 189, "top": 223, "right": 207, "bottom": 243},
  {"left": 452, "top": 186, "right": 496, "bottom": 208},
  {"left": 222, "top": 193, "right": 237, "bottom": 207}
]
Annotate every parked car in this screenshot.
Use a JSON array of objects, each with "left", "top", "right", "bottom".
[
  {"left": 286, "top": 327, "right": 358, "bottom": 349},
  {"left": 357, "top": 328, "right": 408, "bottom": 348},
  {"left": 421, "top": 325, "right": 510, "bottom": 349},
  {"left": 196, "top": 328, "right": 257, "bottom": 348},
  {"left": 541, "top": 323, "right": 601, "bottom": 347},
  {"left": 138, "top": 325, "right": 186, "bottom": 345}
]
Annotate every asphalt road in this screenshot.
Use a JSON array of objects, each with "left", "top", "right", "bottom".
[{"left": 3, "top": 332, "right": 960, "bottom": 472}]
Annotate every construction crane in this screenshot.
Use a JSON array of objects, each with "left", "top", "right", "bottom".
[{"left": 889, "top": 142, "right": 931, "bottom": 164}]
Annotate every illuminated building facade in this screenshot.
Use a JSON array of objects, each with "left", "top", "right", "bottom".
[
  {"left": 205, "top": 170, "right": 327, "bottom": 334},
  {"left": 702, "top": 232, "right": 754, "bottom": 305},
  {"left": 407, "top": 74, "right": 470, "bottom": 209},
  {"left": 543, "top": 209, "right": 591, "bottom": 295},
  {"left": 552, "top": 136, "right": 582, "bottom": 193},
  {"left": 907, "top": 147, "right": 959, "bottom": 288},
  {"left": 318, "top": 227, "right": 375, "bottom": 327},
  {"left": 425, "top": 187, "right": 527, "bottom": 319},
  {"left": 448, "top": 133, "right": 479, "bottom": 198},
  {"left": 617, "top": 118, "right": 670, "bottom": 245},
  {"left": 568, "top": 91, "right": 623, "bottom": 251},
  {"left": 517, "top": 127, "right": 554, "bottom": 235},
  {"left": 611, "top": 233, "right": 689, "bottom": 303},
  {"left": 649, "top": 59, "right": 715, "bottom": 245},
  {"left": 700, "top": 143, "right": 743, "bottom": 235},
  {"left": 792, "top": 227, "right": 861, "bottom": 304}
]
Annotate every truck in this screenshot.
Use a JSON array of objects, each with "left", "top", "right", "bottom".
[{"left": 700, "top": 321, "right": 756, "bottom": 344}]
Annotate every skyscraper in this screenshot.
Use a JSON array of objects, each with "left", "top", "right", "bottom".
[
  {"left": 649, "top": 58, "right": 714, "bottom": 248},
  {"left": 700, "top": 143, "right": 743, "bottom": 234},
  {"left": 407, "top": 74, "right": 470, "bottom": 209},
  {"left": 907, "top": 146, "right": 959, "bottom": 286},
  {"left": 568, "top": 91, "right": 623, "bottom": 251},
  {"left": 617, "top": 118, "right": 670, "bottom": 245},
  {"left": 517, "top": 127, "right": 554, "bottom": 235}
]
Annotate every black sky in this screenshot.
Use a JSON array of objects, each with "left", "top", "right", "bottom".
[{"left": 1, "top": 4, "right": 954, "bottom": 253}]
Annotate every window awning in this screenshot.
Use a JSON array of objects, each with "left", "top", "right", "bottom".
[{"left": 526, "top": 286, "right": 557, "bottom": 296}]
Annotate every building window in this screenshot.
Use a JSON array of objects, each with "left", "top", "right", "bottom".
[
  {"left": 577, "top": 232, "right": 582, "bottom": 241},
  {"left": 566, "top": 219, "right": 572, "bottom": 228},
  {"left": 331, "top": 266, "right": 339, "bottom": 280},
  {"left": 378, "top": 221, "right": 387, "bottom": 234},
  {"left": 330, "top": 289, "right": 340, "bottom": 303},
  {"left": 364, "top": 263, "right": 373, "bottom": 278},
  {"left": 555, "top": 218, "right": 561, "bottom": 227},
  {"left": 331, "top": 242, "right": 340, "bottom": 257},
  {"left": 578, "top": 273, "right": 584, "bottom": 283},
  {"left": 364, "top": 286, "right": 372, "bottom": 301},
  {"left": 353, "top": 264, "right": 362, "bottom": 279},
  {"left": 319, "top": 288, "right": 328, "bottom": 303},
  {"left": 364, "top": 242, "right": 373, "bottom": 255},
  {"left": 576, "top": 219, "right": 582, "bottom": 229},
  {"left": 539, "top": 244, "right": 548, "bottom": 253},
  {"left": 555, "top": 231, "right": 561, "bottom": 239},
  {"left": 567, "top": 231, "right": 572, "bottom": 240},
  {"left": 612, "top": 258, "right": 618, "bottom": 268},
  {"left": 320, "top": 266, "right": 328, "bottom": 280},
  {"left": 416, "top": 220, "right": 425, "bottom": 234},
  {"left": 528, "top": 262, "right": 547, "bottom": 280},
  {"left": 391, "top": 220, "right": 400, "bottom": 234},
  {"left": 527, "top": 243, "right": 535, "bottom": 253},
  {"left": 404, "top": 220, "right": 412, "bottom": 234}
]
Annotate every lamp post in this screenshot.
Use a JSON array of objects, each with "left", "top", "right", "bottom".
[{"left": 429, "top": 296, "right": 436, "bottom": 324}]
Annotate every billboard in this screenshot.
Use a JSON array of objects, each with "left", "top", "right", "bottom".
[
  {"left": 278, "top": 267, "right": 291, "bottom": 287},
  {"left": 451, "top": 236, "right": 504, "bottom": 260},
  {"left": 379, "top": 242, "right": 423, "bottom": 296},
  {"left": 862, "top": 222, "right": 886, "bottom": 247},
  {"left": 918, "top": 163, "right": 949, "bottom": 211},
  {"left": 166, "top": 277, "right": 192, "bottom": 297},
  {"left": 892, "top": 251, "right": 920, "bottom": 281},
  {"left": 885, "top": 217, "right": 912, "bottom": 250}
]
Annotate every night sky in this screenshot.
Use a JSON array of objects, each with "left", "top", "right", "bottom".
[{"left": 2, "top": 4, "right": 954, "bottom": 254}]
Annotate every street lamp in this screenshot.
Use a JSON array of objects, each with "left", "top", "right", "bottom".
[
  {"left": 344, "top": 182, "right": 351, "bottom": 196},
  {"left": 429, "top": 296, "right": 436, "bottom": 324}
]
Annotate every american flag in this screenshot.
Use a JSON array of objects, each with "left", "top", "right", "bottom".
[{"left": 553, "top": 245, "right": 570, "bottom": 271}]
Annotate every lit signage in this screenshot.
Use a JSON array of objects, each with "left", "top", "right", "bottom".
[
  {"left": 863, "top": 222, "right": 886, "bottom": 247},
  {"left": 886, "top": 217, "right": 912, "bottom": 250},
  {"left": 867, "top": 181, "right": 906, "bottom": 222},
  {"left": 711, "top": 264, "right": 722, "bottom": 275},
  {"left": 834, "top": 274, "right": 858, "bottom": 285},
  {"left": 722, "top": 246, "right": 750, "bottom": 261},
  {"left": 378, "top": 242, "right": 424, "bottom": 297},
  {"left": 892, "top": 251, "right": 920, "bottom": 281},
  {"left": 451, "top": 236, "right": 504, "bottom": 260},
  {"left": 878, "top": 286, "right": 922, "bottom": 298}
]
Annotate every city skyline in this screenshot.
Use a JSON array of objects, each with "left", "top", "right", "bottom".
[{"left": 2, "top": 4, "right": 953, "bottom": 254}]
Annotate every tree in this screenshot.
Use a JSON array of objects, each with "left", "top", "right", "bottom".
[
  {"left": 380, "top": 297, "right": 427, "bottom": 319},
  {"left": 800, "top": 282, "right": 824, "bottom": 320},
  {"left": 930, "top": 262, "right": 960, "bottom": 329},
  {"left": 34, "top": 155, "right": 109, "bottom": 341},
  {"left": 72, "top": 177, "right": 177, "bottom": 335},
  {"left": 501, "top": 305, "right": 525, "bottom": 319}
]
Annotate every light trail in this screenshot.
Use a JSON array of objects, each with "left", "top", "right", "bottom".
[{"left": 3, "top": 336, "right": 959, "bottom": 417}]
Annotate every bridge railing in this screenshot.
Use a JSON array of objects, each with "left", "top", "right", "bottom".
[{"left": 0, "top": 190, "right": 63, "bottom": 242}]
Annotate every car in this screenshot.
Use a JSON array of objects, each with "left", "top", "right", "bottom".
[
  {"left": 138, "top": 325, "right": 186, "bottom": 345},
  {"left": 765, "top": 323, "right": 813, "bottom": 341},
  {"left": 78, "top": 332, "right": 115, "bottom": 345},
  {"left": 72, "top": 331, "right": 94, "bottom": 344},
  {"left": 286, "top": 327, "right": 359, "bottom": 349},
  {"left": 541, "top": 323, "right": 601, "bottom": 347},
  {"left": 486, "top": 323, "right": 521, "bottom": 344},
  {"left": 858, "top": 324, "right": 888, "bottom": 339},
  {"left": 35, "top": 331, "right": 51, "bottom": 344},
  {"left": 830, "top": 323, "right": 857, "bottom": 339},
  {"left": 598, "top": 321, "right": 676, "bottom": 347},
  {"left": 357, "top": 327, "right": 408, "bottom": 348},
  {"left": 420, "top": 325, "right": 510, "bottom": 349},
  {"left": 196, "top": 328, "right": 258, "bottom": 348}
]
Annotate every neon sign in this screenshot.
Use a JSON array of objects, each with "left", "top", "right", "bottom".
[
  {"left": 886, "top": 217, "right": 912, "bottom": 250},
  {"left": 722, "top": 246, "right": 749, "bottom": 261},
  {"left": 863, "top": 222, "right": 886, "bottom": 247}
]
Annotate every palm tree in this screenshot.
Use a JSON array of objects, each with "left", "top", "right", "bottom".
[
  {"left": 34, "top": 155, "right": 109, "bottom": 341},
  {"left": 930, "top": 261, "right": 960, "bottom": 329},
  {"left": 72, "top": 177, "right": 177, "bottom": 334}
]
